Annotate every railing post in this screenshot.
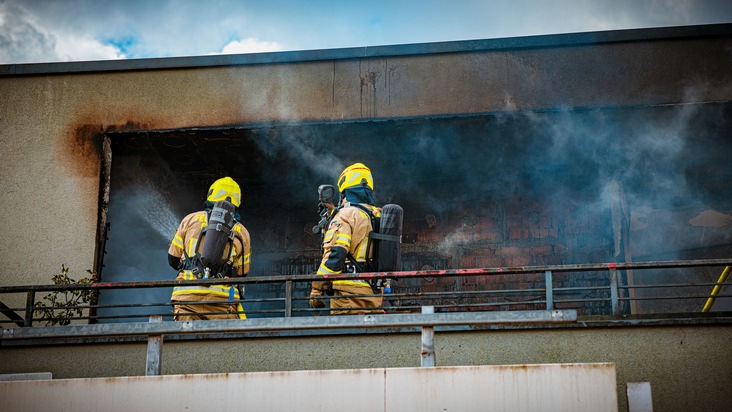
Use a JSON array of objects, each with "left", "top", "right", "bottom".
[
  {"left": 24, "top": 291, "right": 35, "bottom": 327},
  {"left": 146, "top": 315, "right": 164, "bottom": 376},
  {"left": 609, "top": 267, "right": 620, "bottom": 315},
  {"left": 285, "top": 279, "right": 293, "bottom": 318},
  {"left": 545, "top": 270, "right": 554, "bottom": 310},
  {"left": 420, "top": 306, "right": 435, "bottom": 367}
]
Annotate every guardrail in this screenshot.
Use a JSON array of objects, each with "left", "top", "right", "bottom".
[
  {"left": 1, "top": 259, "right": 730, "bottom": 328},
  {"left": 1, "top": 308, "right": 579, "bottom": 373}
]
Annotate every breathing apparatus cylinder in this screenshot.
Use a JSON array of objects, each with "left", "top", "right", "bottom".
[
  {"left": 377, "top": 204, "right": 403, "bottom": 272},
  {"left": 199, "top": 200, "right": 237, "bottom": 277}
]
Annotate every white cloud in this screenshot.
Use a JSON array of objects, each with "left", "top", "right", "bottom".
[
  {"left": 219, "top": 38, "right": 283, "bottom": 55},
  {"left": 54, "top": 34, "right": 126, "bottom": 62},
  {"left": 0, "top": 0, "right": 55, "bottom": 64},
  {"left": 1, "top": 0, "right": 731, "bottom": 64},
  {"left": 0, "top": 0, "right": 124, "bottom": 64}
]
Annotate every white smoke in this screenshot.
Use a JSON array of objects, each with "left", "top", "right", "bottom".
[
  {"left": 437, "top": 229, "right": 472, "bottom": 254},
  {"left": 98, "top": 165, "right": 182, "bottom": 322},
  {"left": 134, "top": 183, "right": 181, "bottom": 240},
  {"left": 253, "top": 127, "right": 345, "bottom": 184},
  {"left": 601, "top": 180, "right": 629, "bottom": 259}
]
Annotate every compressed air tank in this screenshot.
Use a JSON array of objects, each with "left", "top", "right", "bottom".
[
  {"left": 199, "top": 200, "right": 236, "bottom": 276},
  {"left": 377, "top": 204, "right": 403, "bottom": 271}
]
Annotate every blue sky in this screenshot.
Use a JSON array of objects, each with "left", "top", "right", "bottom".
[{"left": 1, "top": 0, "right": 731, "bottom": 64}]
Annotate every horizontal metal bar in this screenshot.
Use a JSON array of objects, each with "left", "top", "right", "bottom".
[
  {"left": 1, "top": 310, "right": 576, "bottom": 340},
  {"left": 621, "top": 294, "right": 732, "bottom": 301},
  {"left": 2, "top": 258, "right": 730, "bottom": 293},
  {"left": 621, "top": 282, "right": 732, "bottom": 289}
]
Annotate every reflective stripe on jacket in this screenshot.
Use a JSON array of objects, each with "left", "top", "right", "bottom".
[
  {"left": 317, "top": 203, "right": 380, "bottom": 288},
  {"left": 168, "top": 210, "right": 251, "bottom": 302},
  {"left": 171, "top": 270, "right": 243, "bottom": 300},
  {"left": 168, "top": 211, "right": 251, "bottom": 276}
]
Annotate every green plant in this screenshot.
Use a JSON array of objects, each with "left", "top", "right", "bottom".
[{"left": 34, "top": 265, "right": 96, "bottom": 326}]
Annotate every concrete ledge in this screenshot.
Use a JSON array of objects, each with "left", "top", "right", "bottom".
[{"left": 0, "top": 372, "right": 52, "bottom": 381}]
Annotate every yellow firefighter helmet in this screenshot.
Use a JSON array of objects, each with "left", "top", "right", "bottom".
[
  {"left": 338, "top": 163, "right": 374, "bottom": 193},
  {"left": 207, "top": 176, "right": 241, "bottom": 207}
]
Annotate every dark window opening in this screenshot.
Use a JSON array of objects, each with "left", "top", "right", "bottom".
[{"left": 97, "top": 102, "right": 732, "bottom": 321}]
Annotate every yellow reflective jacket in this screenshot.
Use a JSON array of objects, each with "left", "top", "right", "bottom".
[
  {"left": 317, "top": 203, "right": 381, "bottom": 289},
  {"left": 168, "top": 210, "right": 251, "bottom": 317}
]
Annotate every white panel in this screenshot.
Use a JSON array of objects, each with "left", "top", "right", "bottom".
[
  {"left": 387, "top": 363, "right": 617, "bottom": 412},
  {"left": 627, "top": 382, "right": 653, "bottom": 412},
  {"left": 0, "top": 363, "right": 617, "bottom": 412},
  {"left": 0, "top": 369, "right": 386, "bottom": 412}
]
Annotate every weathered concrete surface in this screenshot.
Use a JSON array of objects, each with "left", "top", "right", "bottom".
[
  {"left": 1, "top": 25, "right": 731, "bottom": 295},
  {"left": 1, "top": 323, "right": 730, "bottom": 412},
  {"left": 1, "top": 364, "right": 617, "bottom": 412}
]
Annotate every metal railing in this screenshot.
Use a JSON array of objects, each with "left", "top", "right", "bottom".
[
  {"left": 1, "top": 308, "right": 580, "bottom": 373},
  {"left": 1, "top": 259, "right": 731, "bottom": 328}
]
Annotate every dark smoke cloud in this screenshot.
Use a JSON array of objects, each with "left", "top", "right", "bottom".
[
  {"left": 103, "top": 101, "right": 732, "bottom": 319},
  {"left": 251, "top": 126, "right": 345, "bottom": 197},
  {"left": 246, "top": 101, "right": 731, "bottom": 263}
]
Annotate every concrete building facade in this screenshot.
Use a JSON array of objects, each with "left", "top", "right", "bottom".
[{"left": 2, "top": 24, "right": 732, "bottom": 412}]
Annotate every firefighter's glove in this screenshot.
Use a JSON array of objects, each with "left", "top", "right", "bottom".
[{"left": 309, "top": 289, "right": 326, "bottom": 309}]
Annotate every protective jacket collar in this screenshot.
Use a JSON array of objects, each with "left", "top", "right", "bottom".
[{"left": 343, "top": 187, "right": 375, "bottom": 206}]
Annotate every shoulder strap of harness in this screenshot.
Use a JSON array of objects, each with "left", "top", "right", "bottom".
[
  {"left": 181, "top": 210, "right": 236, "bottom": 278},
  {"left": 180, "top": 211, "right": 209, "bottom": 276},
  {"left": 339, "top": 202, "right": 379, "bottom": 273},
  {"left": 347, "top": 203, "right": 377, "bottom": 226},
  {"left": 369, "top": 232, "right": 400, "bottom": 242}
]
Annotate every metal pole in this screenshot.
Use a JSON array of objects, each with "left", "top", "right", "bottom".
[
  {"left": 702, "top": 266, "right": 731, "bottom": 312},
  {"left": 545, "top": 270, "right": 554, "bottom": 310},
  {"left": 285, "top": 280, "right": 292, "bottom": 318},
  {"left": 609, "top": 267, "right": 620, "bottom": 315},
  {"left": 24, "top": 291, "right": 35, "bottom": 327},
  {"left": 421, "top": 306, "right": 435, "bottom": 367},
  {"left": 146, "top": 315, "right": 164, "bottom": 376}
]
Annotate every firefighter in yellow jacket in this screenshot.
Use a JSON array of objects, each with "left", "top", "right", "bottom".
[
  {"left": 309, "top": 163, "right": 383, "bottom": 314},
  {"left": 167, "top": 177, "right": 251, "bottom": 320}
]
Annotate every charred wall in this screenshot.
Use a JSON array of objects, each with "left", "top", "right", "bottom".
[{"left": 100, "top": 101, "right": 732, "bottom": 318}]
